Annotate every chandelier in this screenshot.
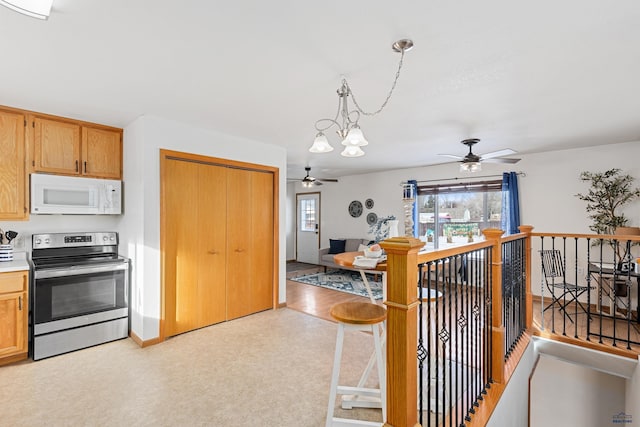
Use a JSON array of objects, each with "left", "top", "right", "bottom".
[{"left": 309, "top": 39, "right": 414, "bottom": 157}]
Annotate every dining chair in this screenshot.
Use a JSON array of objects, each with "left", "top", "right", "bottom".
[{"left": 539, "top": 249, "right": 593, "bottom": 323}]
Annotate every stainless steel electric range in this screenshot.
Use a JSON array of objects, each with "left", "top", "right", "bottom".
[{"left": 30, "top": 232, "right": 129, "bottom": 360}]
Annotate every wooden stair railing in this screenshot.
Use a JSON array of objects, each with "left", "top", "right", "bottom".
[{"left": 380, "top": 226, "right": 536, "bottom": 427}]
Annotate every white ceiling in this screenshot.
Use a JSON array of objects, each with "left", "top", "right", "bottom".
[{"left": 2, "top": 1, "right": 639, "bottom": 179}]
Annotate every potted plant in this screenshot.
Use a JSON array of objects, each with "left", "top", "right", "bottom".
[{"left": 575, "top": 168, "right": 640, "bottom": 263}]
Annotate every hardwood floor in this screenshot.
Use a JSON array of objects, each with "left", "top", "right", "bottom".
[{"left": 285, "top": 264, "right": 370, "bottom": 322}]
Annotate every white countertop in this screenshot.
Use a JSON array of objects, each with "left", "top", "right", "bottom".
[{"left": 0, "top": 252, "right": 29, "bottom": 273}]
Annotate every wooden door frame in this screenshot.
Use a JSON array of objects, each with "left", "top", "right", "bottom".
[
  {"left": 159, "top": 149, "right": 279, "bottom": 341},
  {"left": 295, "top": 191, "right": 321, "bottom": 262}
]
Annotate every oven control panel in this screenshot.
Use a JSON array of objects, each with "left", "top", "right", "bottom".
[
  {"left": 65, "top": 235, "right": 92, "bottom": 244},
  {"left": 33, "top": 232, "right": 118, "bottom": 249}
]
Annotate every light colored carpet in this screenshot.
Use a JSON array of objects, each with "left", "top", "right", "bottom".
[{"left": 0, "top": 308, "right": 384, "bottom": 426}]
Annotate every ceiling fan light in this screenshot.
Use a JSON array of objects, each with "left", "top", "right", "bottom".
[
  {"left": 343, "top": 126, "right": 368, "bottom": 147},
  {"left": 460, "top": 162, "right": 482, "bottom": 173},
  {"left": 341, "top": 145, "right": 365, "bottom": 158},
  {"left": 309, "top": 132, "right": 334, "bottom": 153},
  {"left": 0, "top": 0, "right": 52, "bottom": 19}
]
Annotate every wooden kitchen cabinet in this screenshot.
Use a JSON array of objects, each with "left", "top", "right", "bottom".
[
  {"left": 33, "top": 117, "right": 81, "bottom": 175},
  {"left": 0, "top": 271, "right": 28, "bottom": 366},
  {"left": 0, "top": 109, "right": 28, "bottom": 220},
  {"left": 82, "top": 126, "right": 122, "bottom": 179},
  {"left": 31, "top": 115, "right": 122, "bottom": 179}
]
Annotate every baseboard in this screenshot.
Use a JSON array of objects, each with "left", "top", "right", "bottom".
[
  {"left": 129, "top": 330, "right": 164, "bottom": 348},
  {"left": 277, "top": 302, "right": 287, "bottom": 309}
]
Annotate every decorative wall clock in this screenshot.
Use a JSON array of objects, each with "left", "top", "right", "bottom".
[{"left": 348, "top": 200, "right": 363, "bottom": 218}]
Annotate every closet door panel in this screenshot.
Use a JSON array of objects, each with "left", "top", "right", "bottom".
[
  {"left": 250, "top": 171, "right": 274, "bottom": 313},
  {"left": 226, "top": 168, "right": 253, "bottom": 320},
  {"left": 163, "top": 159, "right": 200, "bottom": 336},
  {"left": 197, "top": 164, "right": 227, "bottom": 326}
]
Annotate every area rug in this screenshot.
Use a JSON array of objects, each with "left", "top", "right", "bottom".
[{"left": 291, "top": 269, "right": 383, "bottom": 300}]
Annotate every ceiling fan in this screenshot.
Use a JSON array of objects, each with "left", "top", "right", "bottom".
[
  {"left": 438, "top": 138, "right": 521, "bottom": 172},
  {"left": 291, "top": 167, "right": 339, "bottom": 187}
]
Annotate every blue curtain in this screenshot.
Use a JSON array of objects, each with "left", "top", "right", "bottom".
[
  {"left": 501, "top": 172, "right": 520, "bottom": 234},
  {"left": 408, "top": 180, "right": 419, "bottom": 237}
]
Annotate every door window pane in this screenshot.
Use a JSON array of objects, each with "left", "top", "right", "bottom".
[{"left": 300, "top": 199, "right": 316, "bottom": 232}]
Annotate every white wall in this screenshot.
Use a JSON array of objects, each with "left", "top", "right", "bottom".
[
  {"left": 487, "top": 340, "right": 536, "bottom": 427},
  {"left": 626, "top": 355, "right": 640, "bottom": 422},
  {"left": 121, "top": 115, "right": 287, "bottom": 341},
  {"left": 530, "top": 354, "right": 626, "bottom": 427}
]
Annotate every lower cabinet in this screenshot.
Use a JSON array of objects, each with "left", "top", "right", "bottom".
[{"left": 0, "top": 270, "right": 28, "bottom": 365}]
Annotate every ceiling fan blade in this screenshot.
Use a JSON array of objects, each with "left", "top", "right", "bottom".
[
  {"left": 483, "top": 157, "right": 521, "bottom": 164},
  {"left": 479, "top": 148, "right": 516, "bottom": 160},
  {"left": 317, "top": 178, "right": 339, "bottom": 183},
  {"left": 438, "top": 154, "right": 465, "bottom": 160}
]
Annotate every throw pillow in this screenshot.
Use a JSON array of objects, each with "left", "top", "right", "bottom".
[{"left": 328, "top": 239, "right": 346, "bottom": 254}]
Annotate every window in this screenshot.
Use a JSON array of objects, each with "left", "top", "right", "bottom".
[
  {"left": 417, "top": 180, "right": 502, "bottom": 249},
  {"left": 299, "top": 198, "right": 316, "bottom": 232}
]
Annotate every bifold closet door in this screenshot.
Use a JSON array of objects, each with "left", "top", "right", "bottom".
[
  {"left": 226, "top": 168, "right": 274, "bottom": 320},
  {"left": 164, "top": 159, "right": 227, "bottom": 336}
]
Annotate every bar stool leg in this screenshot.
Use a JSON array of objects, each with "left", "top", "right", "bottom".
[
  {"left": 326, "top": 323, "right": 345, "bottom": 427},
  {"left": 373, "top": 323, "right": 386, "bottom": 421}
]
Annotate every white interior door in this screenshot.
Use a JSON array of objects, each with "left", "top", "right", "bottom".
[{"left": 296, "top": 192, "right": 320, "bottom": 264}]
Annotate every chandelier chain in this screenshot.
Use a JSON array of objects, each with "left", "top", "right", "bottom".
[{"left": 344, "top": 49, "right": 405, "bottom": 117}]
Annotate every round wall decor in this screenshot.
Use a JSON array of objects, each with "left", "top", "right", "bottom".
[
  {"left": 348, "top": 200, "right": 363, "bottom": 218},
  {"left": 366, "top": 212, "right": 378, "bottom": 225},
  {"left": 365, "top": 198, "right": 374, "bottom": 209}
]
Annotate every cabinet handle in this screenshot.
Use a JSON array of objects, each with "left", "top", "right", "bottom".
[
  {"left": 207, "top": 250, "right": 218, "bottom": 255},
  {"left": 75, "top": 160, "right": 79, "bottom": 172},
  {"left": 84, "top": 161, "right": 87, "bottom": 173},
  {"left": 235, "top": 248, "right": 245, "bottom": 253},
  {"left": 18, "top": 296, "right": 22, "bottom": 311}
]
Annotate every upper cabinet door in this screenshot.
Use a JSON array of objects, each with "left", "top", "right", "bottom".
[
  {"left": 81, "top": 126, "right": 122, "bottom": 179},
  {"left": 33, "top": 117, "right": 81, "bottom": 175},
  {"left": 0, "top": 109, "right": 27, "bottom": 220}
]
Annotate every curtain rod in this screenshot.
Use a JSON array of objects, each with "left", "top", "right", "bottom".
[{"left": 401, "top": 171, "right": 526, "bottom": 185}]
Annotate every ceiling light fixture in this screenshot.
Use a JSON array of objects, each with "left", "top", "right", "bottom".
[
  {"left": 309, "top": 38, "right": 414, "bottom": 158},
  {"left": 0, "top": 0, "right": 52, "bottom": 19},
  {"left": 460, "top": 161, "right": 482, "bottom": 173}
]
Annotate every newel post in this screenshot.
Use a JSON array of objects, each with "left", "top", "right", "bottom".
[
  {"left": 518, "top": 225, "right": 534, "bottom": 329},
  {"left": 482, "top": 228, "right": 505, "bottom": 384},
  {"left": 379, "top": 237, "right": 424, "bottom": 427}
]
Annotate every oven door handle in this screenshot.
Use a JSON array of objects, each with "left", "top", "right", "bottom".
[{"left": 34, "top": 262, "right": 129, "bottom": 279}]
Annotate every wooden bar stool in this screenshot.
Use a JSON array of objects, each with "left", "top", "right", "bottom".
[{"left": 326, "top": 301, "right": 387, "bottom": 427}]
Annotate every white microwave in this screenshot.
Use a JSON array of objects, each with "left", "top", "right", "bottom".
[{"left": 31, "top": 173, "right": 122, "bottom": 215}]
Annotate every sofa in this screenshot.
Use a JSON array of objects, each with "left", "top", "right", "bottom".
[{"left": 318, "top": 238, "right": 373, "bottom": 272}]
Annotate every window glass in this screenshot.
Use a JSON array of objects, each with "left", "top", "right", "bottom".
[
  {"left": 417, "top": 180, "right": 502, "bottom": 249},
  {"left": 299, "top": 199, "right": 316, "bottom": 232}
]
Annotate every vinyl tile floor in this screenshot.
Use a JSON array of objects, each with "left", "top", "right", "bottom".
[{"left": 0, "top": 308, "right": 384, "bottom": 427}]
